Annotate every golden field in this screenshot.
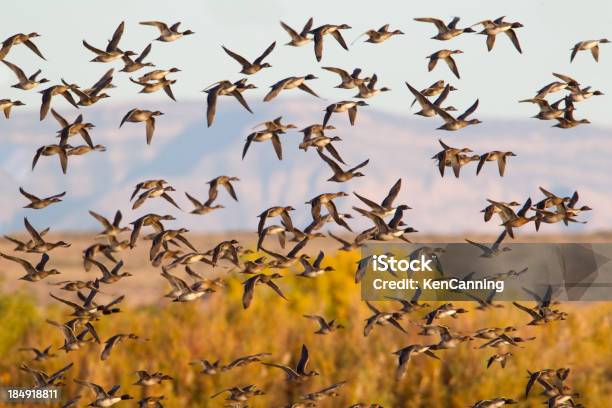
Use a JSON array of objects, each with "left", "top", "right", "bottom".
[{"left": 1, "top": 233, "right": 611, "bottom": 407}]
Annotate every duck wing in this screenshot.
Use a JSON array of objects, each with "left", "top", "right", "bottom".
[{"left": 254, "top": 41, "right": 276, "bottom": 65}]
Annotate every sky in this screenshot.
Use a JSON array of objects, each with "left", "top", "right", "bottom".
[
  {"left": 2, "top": 0, "right": 612, "bottom": 123},
  {"left": 0, "top": 1, "right": 611, "bottom": 236}
]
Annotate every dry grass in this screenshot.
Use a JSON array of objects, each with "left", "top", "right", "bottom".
[{"left": 0, "top": 236, "right": 611, "bottom": 407}]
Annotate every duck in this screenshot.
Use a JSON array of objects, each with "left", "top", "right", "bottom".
[
  {"left": 299, "top": 135, "right": 345, "bottom": 163},
  {"left": 19, "top": 187, "right": 65, "bottom": 209},
  {"left": 184, "top": 192, "right": 224, "bottom": 215},
  {"left": 519, "top": 98, "right": 565, "bottom": 120},
  {"left": 571, "top": 38, "right": 610, "bottom": 62},
  {"left": 161, "top": 269, "right": 215, "bottom": 302},
  {"left": 352, "top": 24, "right": 404, "bottom": 44},
  {"left": 138, "top": 67, "right": 181, "bottom": 82},
  {"left": 554, "top": 103, "right": 590, "bottom": 129},
  {"left": 306, "top": 192, "right": 352, "bottom": 231},
  {"left": 567, "top": 85, "right": 604, "bottom": 102},
  {"left": 130, "top": 179, "right": 167, "bottom": 201},
  {"left": 411, "top": 80, "right": 457, "bottom": 107},
  {"left": 242, "top": 273, "right": 287, "bottom": 309},
  {"left": 432, "top": 139, "right": 474, "bottom": 177},
  {"left": 204, "top": 78, "right": 255, "bottom": 126},
  {"left": 502, "top": 198, "right": 536, "bottom": 238},
  {"left": 0, "top": 252, "right": 60, "bottom": 282},
  {"left": 101, "top": 333, "right": 145, "bottom": 360},
  {"left": 461, "top": 289, "right": 504, "bottom": 311},
  {"left": 297, "top": 251, "right": 334, "bottom": 278},
  {"left": 317, "top": 151, "right": 369, "bottom": 182},
  {"left": 355, "top": 205, "right": 416, "bottom": 242},
  {"left": 257, "top": 224, "right": 287, "bottom": 250},
  {"left": 280, "top": 18, "right": 313, "bottom": 46},
  {"left": 559, "top": 191, "right": 592, "bottom": 219},
  {"left": 23, "top": 217, "right": 70, "bottom": 253},
  {"left": 472, "top": 17, "right": 524, "bottom": 53},
  {"left": 465, "top": 231, "right": 510, "bottom": 257},
  {"left": 535, "top": 187, "right": 572, "bottom": 211},
  {"left": 242, "top": 129, "right": 284, "bottom": 160},
  {"left": 52, "top": 285, "right": 124, "bottom": 319},
  {"left": 132, "top": 184, "right": 181, "bottom": 210},
  {"left": 211, "top": 385, "right": 265, "bottom": 402},
  {"left": 88, "top": 259, "right": 131, "bottom": 285},
  {"left": 432, "top": 99, "right": 481, "bottom": 130},
  {"left": 150, "top": 229, "right": 196, "bottom": 261},
  {"left": 303, "top": 314, "right": 344, "bottom": 334},
  {"left": 322, "top": 66, "right": 370, "bottom": 89},
  {"left": 427, "top": 49, "right": 463, "bottom": 79},
  {"left": 476, "top": 151, "right": 517, "bottom": 176},
  {"left": 261, "top": 238, "right": 309, "bottom": 269},
  {"left": 120, "top": 43, "right": 154, "bottom": 73},
  {"left": 222, "top": 41, "right": 275, "bottom": 74},
  {"left": 140, "top": 21, "right": 194, "bottom": 42},
  {"left": 0, "top": 32, "right": 45, "bottom": 60},
  {"left": 129, "top": 213, "right": 175, "bottom": 247},
  {"left": 386, "top": 287, "right": 430, "bottom": 314},
  {"left": 19, "top": 345, "right": 57, "bottom": 361},
  {"left": 264, "top": 74, "right": 318, "bottom": 101},
  {"left": 71, "top": 83, "right": 112, "bottom": 108},
  {"left": 353, "top": 178, "right": 403, "bottom": 218},
  {"left": 262, "top": 344, "right": 318, "bottom": 382},
  {"left": 20, "top": 362, "right": 73, "bottom": 388},
  {"left": 252, "top": 116, "right": 297, "bottom": 133},
  {"left": 4, "top": 229, "right": 49, "bottom": 252},
  {"left": 47, "top": 320, "right": 99, "bottom": 352},
  {"left": 473, "top": 327, "right": 517, "bottom": 340},
  {"left": 89, "top": 210, "right": 130, "bottom": 238},
  {"left": 525, "top": 368, "right": 570, "bottom": 397},
  {"left": 364, "top": 301, "right": 407, "bottom": 337},
  {"left": 354, "top": 74, "right": 391, "bottom": 98},
  {"left": 190, "top": 359, "right": 221, "bottom": 375},
  {"left": 120, "top": 109, "right": 163, "bottom": 145},
  {"left": 83, "top": 68, "right": 116, "bottom": 94},
  {"left": 166, "top": 252, "right": 213, "bottom": 270},
  {"left": 424, "top": 303, "right": 468, "bottom": 324},
  {"left": 414, "top": 17, "right": 475, "bottom": 40},
  {"left": 137, "top": 396, "right": 166, "bottom": 407},
  {"left": 49, "top": 279, "right": 100, "bottom": 292},
  {"left": 51, "top": 109, "right": 95, "bottom": 147},
  {"left": 207, "top": 175, "right": 239, "bottom": 204},
  {"left": 257, "top": 206, "right": 295, "bottom": 234},
  {"left": 406, "top": 82, "right": 456, "bottom": 117},
  {"left": 82, "top": 21, "right": 135, "bottom": 63},
  {"left": 299, "top": 123, "right": 336, "bottom": 141},
  {"left": 481, "top": 199, "right": 520, "bottom": 222},
  {"left": 221, "top": 353, "right": 272, "bottom": 372},
  {"left": 309, "top": 23, "right": 351, "bottom": 61},
  {"left": 0, "top": 99, "right": 25, "bottom": 118},
  {"left": 74, "top": 379, "right": 133, "bottom": 407},
  {"left": 2, "top": 60, "right": 49, "bottom": 90},
  {"left": 301, "top": 381, "right": 347, "bottom": 402},
  {"left": 39, "top": 83, "right": 80, "bottom": 121},
  {"left": 428, "top": 325, "right": 473, "bottom": 349},
  {"left": 323, "top": 100, "right": 368, "bottom": 127},
  {"left": 129, "top": 77, "right": 176, "bottom": 101},
  {"left": 439, "top": 152, "right": 480, "bottom": 178},
  {"left": 469, "top": 398, "right": 517, "bottom": 408},
  {"left": 393, "top": 344, "right": 440, "bottom": 380}
]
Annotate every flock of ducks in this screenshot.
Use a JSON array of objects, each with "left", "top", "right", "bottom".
[{"left": 0, "top": 12, "right": 602, "bottom": 408}]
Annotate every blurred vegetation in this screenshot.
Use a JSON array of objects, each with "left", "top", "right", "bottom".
[{"left": 1, "top": 250, "right": 611, "bottom": 407}]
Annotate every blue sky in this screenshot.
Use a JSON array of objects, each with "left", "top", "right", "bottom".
[{"left": 2, "top": 0, "right": 612, "bottom": 123}]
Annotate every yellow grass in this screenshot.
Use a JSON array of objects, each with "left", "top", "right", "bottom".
[{"left": 1, "top": 250, "right": 611, "bottom": 407}]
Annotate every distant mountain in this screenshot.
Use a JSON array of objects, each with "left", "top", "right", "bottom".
[{"left": 1, "top": 97, "right": 609, "bottom": 236}]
